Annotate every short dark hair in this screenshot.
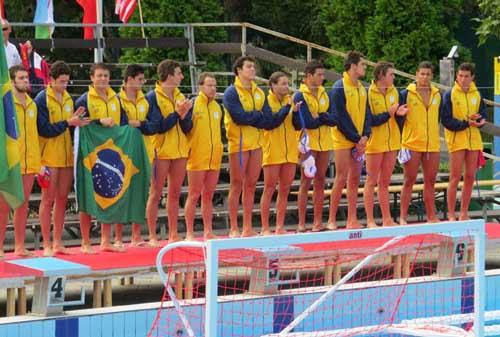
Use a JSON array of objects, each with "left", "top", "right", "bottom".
[
  {"left": 232, "top": 56, "right": 256, "bottom": 76},
  {"left": 198, "top": 72, "right": 216, "bottom": 85},
  {"left": 304, "top": 61, "right": 324, "bottom": 76},
  {"left": 157, "top": 59, "right": 181, "bottom": 82},
  {"left": 90, "top": 63, "right": 110, "bottom": 76},
  {"left": 269, "top": 71, "right": 288, "bottom": 86},
  {"left": 458, "top": 62, "right": 475, "bottom": 76},
  {"left": 373, "top": 61, "right": 394, "bottom": 81},
  {"left": 344, "top": 51, "right": 364, "bottom": 71},
  {"left": 123, "top": 64, "right": 145, "bottom": 82},
  {"left": 49, "top": 61, "right": 71, "bottom": 80},
  {"left": 9, "top": 65, "right": 26, "bottom": 80},
  {"left": 416, "top": 61, "right": 434, "bottom": 72}
]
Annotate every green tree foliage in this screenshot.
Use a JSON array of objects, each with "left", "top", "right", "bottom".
[{"left": 475, "top": 0, "right": 500, "bottom": 45}]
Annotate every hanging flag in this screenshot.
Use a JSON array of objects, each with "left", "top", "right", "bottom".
[
  {"left": 76, "top": 0, "right": 96, "bottom": 40},
  {"left": 75, "top": 124, "right": 150, "bottom": 224},
  {"left": 0, "top": 31, "right": 24, "bottom": 208},
  {"left": 0, "top": 0, "right": 5, "bottom": 20},
  {"left": 34, "top": 0, "right": 54, "bottom": 39},
  {"left": 115, "top": 0, "right": 137, "bottom": 23}
]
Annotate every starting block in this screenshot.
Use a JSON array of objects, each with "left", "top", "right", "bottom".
[
  {"left": 248, "top": 245, "right": 303, "bottom": 295},
  {"left": 7, "top": 257, "right": 90, "bottom": 316}
]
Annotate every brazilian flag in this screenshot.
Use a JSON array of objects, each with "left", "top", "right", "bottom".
[
  {"left": 76, "top": 124, "right": 151, "bottom": 224},
  {"left": 0, "top": 32, "right": 24, "bottom": 208}
]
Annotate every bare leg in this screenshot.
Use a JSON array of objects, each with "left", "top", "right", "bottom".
[
  {"left": 145, "top": 159, "right": 170, "bottom": 246},
  {"left": 53, "top": 167, "right": 73, "bottom": 254},
  {"left": 346, "top": 156, "right": 363, "bottom": 229},
  {"left": 312, "top": 151, "right": 330, "bottom": 231},
  {"left": 275, "top": 163, "right": 296, "bottom": 234},
  {"left": 421, "top": 152, "right": 440, "bottom": 222},
  {"left": 260, "top": 164, "right": 280, "bottom": 235},
  {"left": 0, "top": 195, "right": 9, "bottom": 258},
  {"left": 379, "top": 151, "right": 398, "bottom": 226},
  {"left": 13, "top": 174, "right": 35, "bottom": 256},
  {"left": 167, "top": 158, "right": 187, "bottom": 242},
  {"left": 101, "top": 223, "right": 125, "bottom": 252},
  {"left": 79, "top": 212, "right": 95, "bottom": 254},
  {"left": 228, "top": 151, "right": 250, "bottom": 237},
  {"left": 364, "top": 153, "right": 383, "bottom": 228},
  {"left": 130, "top": 224, "right": 143, "bottom": 246},
  {"left": 242, "top": 149, "right": 262, "bottom": 237},
  {"left": 201, "top": 170, "right": 220, "bottom": 239},
  {"left": 460, "top": 150, "right": 480, "bottom": 220},
  {"left": 400, "top": 151, "right": 422, "bottom": 225},
  {"left": 297, "top": 167, "right": 313, "bottom": 232},
  {"left": 447, "top": 150, "right": 466, "bottom": 221},
  {"left": 39, "top": 167, "right": 60, "bottom": 256},
  {"left": 328, "top": 149, "right": 351, "bottom": 230},
  {"left": 114, "top": 224, "right": 124, "bottom": 247},
  {"left": 185, "top": 170, "right": 206, "bottom": 241}
]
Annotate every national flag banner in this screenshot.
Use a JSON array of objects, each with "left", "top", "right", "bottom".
[
  {"left": 0, "top": 32, "right": 24, "bottom": 208},
  {"left": 75, "top": 124, "right": 150, "bottom": 224},
  {"left": 0, "top": 0, "right": 5, "bottom": 20},
  {"left": 115, "top": 0, "right": 137, "bottom": 23},
  {"left": 34, "top": 0, "right": 55, "bottom": 39},
  {"left": 76, "top": 0, "right": 97, "bottom": 39}
]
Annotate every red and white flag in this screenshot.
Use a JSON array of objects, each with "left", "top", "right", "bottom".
[{"left": 115, "top": 0, "right": 137, "bottom": 23}]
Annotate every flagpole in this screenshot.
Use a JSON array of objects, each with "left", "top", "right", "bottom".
[
  {"left": 94, "top": 0, "right": 103, "bottom": 63},
  {"left": 137, "top": 0, "right": 146, "bottom": 39}
]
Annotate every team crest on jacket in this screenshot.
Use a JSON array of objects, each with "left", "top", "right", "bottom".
[{"left": 83, "top": 139, "right": 139, "bottom": 210}]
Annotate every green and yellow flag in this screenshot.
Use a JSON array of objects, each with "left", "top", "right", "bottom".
[
  {"left": 0, "top": 31, "right": 24, "bottom": 208},
  {"left": 76, "top": 124, "right": 151, "bottom": 224}
]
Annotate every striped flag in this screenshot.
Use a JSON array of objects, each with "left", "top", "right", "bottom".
[
  {"left": 115, "top": 0, "right": 137, "bottom": 23},
  {"left": 34, "top": 0, "right": 55, "bottom": 39},
  {"left": 0, "top": 30, "right": 24, "bottom": 208}
]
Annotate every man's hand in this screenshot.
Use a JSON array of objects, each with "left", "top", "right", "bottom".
[
  {"left": 395, "top": 104, "right": 409, "bottom": 116},
  {"left": 388, "top": 103, "right": 399, "bottom": 117},
  {"left": 128, "top": 120, "right": 141, "bottom": 128},
  {"left": 99, "top": 117, "right": 115, "bottom": 127},
  {"left": 67, "top": 106, "right": 91, "bottom": 127},
  {"left": 176, "top": 99, "right": 193, "bottom": 120}
]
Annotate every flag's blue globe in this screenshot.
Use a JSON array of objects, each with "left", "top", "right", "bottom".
[{"left": 91, "top": 148, "right": 125, "bottom": 198}]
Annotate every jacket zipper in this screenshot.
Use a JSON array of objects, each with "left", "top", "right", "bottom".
[
  {"left": 312, "top": 93, "right": 323, "bottom": 151},
  {"left": 23, "top": 104, "right": 28, "bottom": 174},
  {"left": 280, "top": 100, "right": 289, "bottom": 162},
  {"left": 465, "top": 92, "right": 471, "bottom": 148},
  {"left": 207, "top": 102, "right": 214, "bottom": 169},
  {"left": 383, "top": 94, "right": 391, "bottom": 151},
  {"left": 58, "top": 96, "right": 70, "bottom": 167}
]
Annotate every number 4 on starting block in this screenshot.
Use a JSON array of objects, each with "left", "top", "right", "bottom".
[{"left": 7, "top": 257, "right": 90, "bottom": 316}]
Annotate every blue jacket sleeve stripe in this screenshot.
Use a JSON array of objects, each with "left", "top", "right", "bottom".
[
  {"left": 292, "top": 92, "right": 322, "bottom": 130},
  {"left": 222, "top": 86, "right": 264, "bottom": 126},
  {"left": 440, "top": 90, "right": 469, "bottom": 131},
  {"left": 330, "top": 81, "right": 361, "bottom": 143},
  {"left": 35, "top": 91, "right": 69, "bottom": 138}
]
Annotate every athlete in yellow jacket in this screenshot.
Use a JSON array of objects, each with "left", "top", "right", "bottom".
[
  {"left": 363, "top": 62, "right": 408, "bottom": 229},
  {"left": 35, "top": 61, "right": 90, "bottom": 256},
  {"left": 442, "top": 63, "right": 487, "bottom": 221},
  {"left": 184, "top": 73, "right": 224, "bottom": 241},
  {"left": 1, "top": 66, "right": 41, "bottom": 256},
  {"left": 399, "top": 61, "right": 442, "bottom": 225},
  {"left": 222, "top": 56, "right": 289, "bottom": 237},
  {"left": 328, "top": 51, "right": 371, "bottom": 230},
  {"left": 115, "top": 64, "right": 157, "bottom": 248},
  {"left": 145, "top": 59, "right": 192, "bottom": 245},
  {"left": 260, "top": 71, "right": 302, "bottom": 235}
]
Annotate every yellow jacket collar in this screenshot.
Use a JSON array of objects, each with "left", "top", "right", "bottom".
[
  {"left": 369, "top": 81, "right": 395, "bottom": 95},
  {"left": 198, "top": 90, "right": 215, "bottom": 104},
  {"left": 47, "top": 85, "right": 71, "bottom": 103},
  {"left": 343, "top": 72, "right": 361, "bottom": 88},
  {"left": 453, "top": 81, "right": 478, "bottom": 94},
  {"left": 155, "top": 81, "right": 181, "bottom": 101},
  {"left": 268, "top": 90, "right": 289, "bottom": 105},
  {"left": 407, "top": 82, "right": 440, "bottom": 96},
  {"left": 299, "top": 83, "right": 325, "bottom": 98},
  {"left": 88, "top": 85, "right": 117, "bottom": 101},
  {"left": 234, "top": 76, "right": 258, "bottom": 94},
  {"left": 119, "top": 87, "right": 145, "bottom": 103},
  {"left": 13, "top": 92, "right": 34, "bottom": 107}
]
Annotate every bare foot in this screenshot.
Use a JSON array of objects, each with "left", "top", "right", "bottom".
[
  {"left": 275, "top": 228, "right": 288, "bottom": 235},
  {"left": 53, "top": 245, "right": 73, "bottom": 255},
  {"left": 185, "top": 233, "right": 196, "bottom": 241},
  {"left": 130, "top": 240, "right": 147, "bottom": 247},
  {"left": 14, "top": 249, "right": 34, "bottom": 257},
  {"left": 366, "top": 221, "right": 379, "bottom": 229},
  {"left": 346, "top": 222, "right": 363, "bottom": 230},
  {"left": 311, "top": 224, "right": 326, "bottom": 232},
  {"left": 80, "top": 244, "right": 96, "bottom": 254},
  {"left": 229, "top": 229, "right": 241, "bottom": 238},
  {"left": 168, "top": 235, "right": 181, "bottom": 243},
  {"left": 100, "top": 243, "right": 126, "bottom": 253},
  {"left": 458, "top": 215, "right": 470, "bottom": 221},
  {"left": 260, "top": 229, "right": 272, "bottom": 236},
  {"left": 147, "top": 239, "right": 162, "bottom": 248},
  {"left": 203, "top": 232, "right": 219, "bottom": 240},
  {"left": 114, "top": 241, "right": 124, "bottom": 248},
  {"left": 399, "top": 219, "right": 408, "bottom": 226},
  {"left": 326, "top": 223, "right": 337, "bottom": 231},
  {"left": 382, "top": 220, "right": 398, "bottom": 227},
  {"left": 296, "top": 225, "right": 307, "bottom": 233},
  {"left": 241, "top": 229, "right": 258, "bottom": 237},
  {"left": 43, "top": 247, "right": 53, "bottom": 257},
  {"left": 427, "top": 218, "right": 440, "bottom": 223},
  {"left": 0, "top": 250, "right": 4, "bottom": 259}
]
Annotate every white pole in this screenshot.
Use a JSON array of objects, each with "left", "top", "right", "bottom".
[
  {"left": 205, "top": 240, "right": 218, "bottom": 337},
  {"left": 474, "top": 223, "right": 486, "bottom": 337}
]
